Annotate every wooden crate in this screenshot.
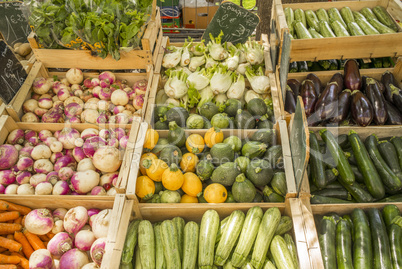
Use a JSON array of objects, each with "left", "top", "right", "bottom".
[
  {"left": 299, "top": 196, "right": 402, "bottom": 269},
  {"left": 0, "top": 194, "right": 126, "bottom": 269},
  {"left": 0, "top": 115, "right": 141, "bottom": 196},
  {"left": 123, "top": 119, "right": 297, "bottom": 201},
  {"left": 28, "top": 6, "right": 163, "bottom": 70},
  {"left": 272, "top": 0, "right": 402, "bottom": 62},
  {"left": 6, "top": 61, "right": 154, "bottom": 123},
  {"left": 279, "top": 57, "right": 402, "bottom": 125},
  {"left": 104, "top": 196, "right": 315, "bottom": 269}
]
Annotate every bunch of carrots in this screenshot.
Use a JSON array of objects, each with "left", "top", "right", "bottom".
[{"left": 0, "top": 200, "right": 50, "bottom": 269}]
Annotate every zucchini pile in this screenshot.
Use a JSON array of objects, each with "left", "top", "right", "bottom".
[
  {"left": 137, "top": 127, "right": 286, "bottom": 203},
  {"left": 318, "top": 205, "right": 402, "bottom": 269},
  {"left": 289, "top": 57, "right": 395, "bottom": 73},
  {"left": 284, "top": 6, "right": 398, "bottom": 40},
  {"left": 120, "top": 207, "right": 299, "bottom": 269},
  {"left": 285, "top": 59, "right": 402, "bottom": 126},
  {"left": 309, "top": 129, "right": 402, "bottom": 204}
]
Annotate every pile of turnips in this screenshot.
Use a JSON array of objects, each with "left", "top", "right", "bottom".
[
  {"left": 0, "top": 126, "right": 130, "bottom": 195},
  {"left": 27, "top": 206, "right": 111, "bottom": 268},
  {"left": 158, "top": 32, "right": 271, "bottom": 110},
  {"left": 22, "top": 68, "right": 147, "bottom": 124}
]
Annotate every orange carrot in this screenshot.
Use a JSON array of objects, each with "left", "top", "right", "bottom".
[
  {"left": 10, "top": 254, "right": 27, "bottom": 269},
  {"left": 0, "top": 212, "right": 20, "bottom": 223},
  {"left": 22, "top": 230, "right": 45, "bottom": 251},
  {"left": 46, "top": 232, "right": 55, "bottom": 240},
  {"left": 13, "top": 232, "right": 33, "bottom": 259},
  {"left": 13, "top": 218, "right": 21, "bottom": 225},
  {"left": 0, "top": 224, "right": 22, "bottom": 234},
  {"left": 0, "top": 202, "right": 30, "bottom": 216},
  {"left": 0, "top": 202, "right": 9, "bottom": 211},
  {"left": 37, "top": 235, "right": 48, "bottom": 242},
  {"left": 0, "top": 265, "right": 17, "bottom": 269},
  {"left": 0, "top": 248, "right": 6, "bottom": 253},
  {"left": 0, "top": 254, "right": 19, "bottom": 264},
  {"left": 5, "top": 235, "right": 13, "bottom": 241},
  {"left": 0, "top": 237, "right": 21, "bottom": 253},
  {"left": 20, "top": 217, "right": 25, "bottom": 227}
]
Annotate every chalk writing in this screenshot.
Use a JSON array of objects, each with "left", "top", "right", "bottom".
[{"left": 0, "top": 1, "right": 30, "bottom": 46}]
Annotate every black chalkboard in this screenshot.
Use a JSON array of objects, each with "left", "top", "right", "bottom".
[
  {"left": 0, "top": 1, "right": 30, "bottom": 46},
  {"left": 0, "top": 40, "right": 27, "bottom": 104},
  {"left": 202, "top": 1, "right": 260, "bottom": 44}
]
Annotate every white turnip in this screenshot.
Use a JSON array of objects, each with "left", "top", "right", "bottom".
[
  {"left": 25, "top": 208, "right": 54, "bottom": 235},
  {"left": 31, "top": 145, "right": 52, "bottom": 160},
  {"left": 29, "top": 249, "right": 54, "bottom": 269},
  {"left": 71, "top": 170, "right": 100, "bottom": 194},
  {"left": 64, "top": 206, "right": 88, "bottom": 234},
  {"left": 17, "top": 184, "right": 34, "bottom": 195},
  {"left": 92, "top": 146, "right": 122, "bottom": 173},
  {"left": 66, "top": 68, "right": 83, "bottom": 84}
]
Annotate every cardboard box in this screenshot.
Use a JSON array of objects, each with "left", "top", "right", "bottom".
[{"left": 183, "top": 6, "right": 219, "bottom": 29}]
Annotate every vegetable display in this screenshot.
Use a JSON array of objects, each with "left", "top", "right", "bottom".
[
  {"left": 21, "top": 68, "right": 146, "bottom": 124},
  {"left": 0, "top": 126, "right": 130, "bottom": 195},
  {"left": 121, "top": 207, "right": 299, "bottom": 269},
  {"left": 0, "top": 200, "right": 110, "bottom": 268},
  {"left": 153, "top": 32, "right": 275, "bottom": 130},
  {"left": 284, "top": 6, "right": 398, "bottom": 40},
  {"left": 28, "top": 0, "right": 153, "bottom": 60},
  {"left": 318, "top": 205, "right": 402, "bottom": 269},
  {"left": 308, "top": 129, "right": 402, "bottom": 203},
  {"left": 137, "top": 127, "right": 286, "bottom": 203},
  {"left": 285, "top": 59, "right": 402, "bottom": 126}
]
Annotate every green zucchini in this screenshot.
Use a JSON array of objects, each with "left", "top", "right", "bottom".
[
  {"left": 309, "top": 28, "right": 324, "bottom": 38},
  {"left": 312, "top": 188, "right": 352, "bottom": 201},
  {"left": 154, "top": 223, "right": 166, "bottom": 269},
  {"left": 270, "top": 235, "right": 297, "bottom": 269},
  {"left": 353, "top": 11, "right": 366, "bottom": 21},
  {"left": 351, "top": 208, "right": 372, "bottom": 269},
  {"left": 182, "top": 221, "right": 199, "bottom": 269},
  {"left": 331, "top": 20, "right": 351, "bottom": 37},
  {"left": 305, "top": 9, "right": 320, "bottom": 31},
  {"left": 368, "top": 18, "right": 396, "bottom": 34},
  {"left": 329, "top": 59, "right": 338, "bottom": 70},
  {"left": 378, "top": 194, "right": 402, "bottom": 202},
  {"left": 390, "top": 137, "right": 402, "bottom": 170},
  {"left": 372, "top": 58, "right": 383, "bottom": 68},
  {"left": 342, "top": 215, "right": 354, "bottom": 239},
  {"left": 319, "top": 60, "right": 332, "bottom": 70},
  {"left": 284, "top": 7, "right": 295, "bottom": 36},
  {"left": 121, "top": 263, "right": 134, "bottom": 269},
  {"left": 271, "top": 172, "right": 287, "bottom": 196},
  {"left": 336, "top": 219, "right": 353, "bottom": 269},
  {"left": 215, "top": 216, "right": 229, "bottom": 245},
  {"left": 173, "top": 217, "right": 185, "bottom": 260},
  {"left": 356, "top": 18, "right": 380, "bottom": 35},
  {"left": 289, "top": 61, "right": 298, "bottom": 73},
  {"left": 343, "top": 149, "right": 357, "bottom": 166},
  {"left": 298, "top": 61, "right": 308, "bottom": 72},
  {"left": 284, "top": 234, "right": 299, "bottom": 268},
  {"left": 310, "top": 131, "right": 327, "bottom": 189},
  {"left": 378, "top": 140, "right": 402, "bottom": 180},
  {"left": 350, "top": 164, "right": 364, "bottom": 183},
  {"left": 275, "top": 216, "right": 293, "bottom": 235},
  {"left": 122, "top": 220, "right": 141, "bottom": 265},
  {"left": 358, "top": 59, "right": 371, "bottom": 69},
  {"left": 325, "top": 168, "right": 339, "bottom": 186},
  {"left": 161, "top": 220, "right": 181, "bottom": 269},
  {"left": 328, "top": 7, "right": 347, "bottom": 29},
  {"left": 232, "top": 206, "right": 263, "bottom": 267},
  {"left": 319, "top": 216, "right": 337, "bottom": 269},
  {"left": 263, "top": 260, "right": 277, "bottom": 269},
  {"left": 382, "top": 204, "right": 400, "bottom": 227},
  {"left": 263, "top": 185, "right": 285, "bottom": 203},
  {"left": 325, "top": 181, "right": 343, "bottom": 189},
  {"left": 382, "top": 57, "right": 394, "bottom": 68},
  {"left": 311, "top": 195, "right": 353, "bottom": 204},
  {"left": 251, "top": 208, "right": 281, "bottom": 269},
  {"left": 373, "top": 6, "right": 398, "bottom": 31},
  {"left": 215, "top": 210, "right": 245, "bottom": 266},
  {"left": 349, "top": 130, "right": 385, "bottom": 199},
  {"left": 199, "top": 210, "right": 220, "bottom": 269},
  {"left": 135, "top": 244, "right": 143, "bottom": 269},
  {"left": 345, "top": 182, "right": 374, "bottom": 203},
  {"left": 294, "top": 8, "right": 307, "bottom": 27},
  {"left": 319, "top": 20, "right": 337, "bottom": 38},
  {"left": 368, "top": 208, "right": 392, "bottom": 269},
  {"left": 341, "top": 7, "right": 355, "bottom": 25},
  {"left": 348, "top": 22, "right": 366, "bottom": 36},
  {"left": 365, "top": 135, "right": 402, "bottom": 192},
  {"left": 388, "top": 223, "right": 402, "bottom": 269},
  {"left": 294, "top": 21, "right": 313, "bottom": 39},
  {"left": 138, "top": 220, "right": 155, "bottom": 269},
  {"left": 361, "top": 7, "right": 377, "bottom": 21},
  {"left": 316, "top": 8, "right": 329, "bottom": 22}
]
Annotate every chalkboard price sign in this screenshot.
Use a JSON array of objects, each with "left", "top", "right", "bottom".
[
  {"left": 0, "top": 40, "right": 27, "bottom": 104},
  {"left": 0, "top": 1, "right": 30, "bottom": 46},
  {"left": 203, "top": 1, "right": 260, "bottom": 44}
]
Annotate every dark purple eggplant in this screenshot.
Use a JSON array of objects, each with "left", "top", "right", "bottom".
[
  {"left": 329, "top": 72, "right": 344, "bottom": 94},
  {"left": 382, "top": 70, "right": 397, "bottom": 102},
  {"left": 390, "top": 84, "right": 402, "bottom": 113},
  {"left": 344, "top": 59, "right": 362, "bottom": 91},
  {"left": 300, "top": 80, "right": 318, "bottom": 117},
  {"left": 366, "top": 78, "right": 387, "bottom": 125},
  {"left": 314, "top": 82, "right": 339, "bottom": 120},
  {"left": 350, "top": 90, "right": 373, "bottom": 127},
  {"left": 361, "top": 75, "right": 369, "bottom": 93},
  {"left": 306, "top": 73, "right": 322, "bottom": 96},
  {"left": 285, "top": 85, "right": 297, "bottom": 113},
  {"left": 377, "top": 80, "right": 385, "bottom": 94},
  {"left": 384, "top": 100, "right": 402, "bottom": 125},
  {"left": 287, "top": 79, "right": 301, "bottom": 97},
  {"left": 330, "top": 89, "right": 352, "bottom": 123}
]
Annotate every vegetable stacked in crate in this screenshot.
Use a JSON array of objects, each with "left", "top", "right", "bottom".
[
  {"left": 22, "top": 68, "right": 147, "bottom": 124},
  {"left": 121, "top": 207, "right": 298, "bottom": 269},
  {"left": 318, "top": 205, "right": 402, "bottom": 269},
  {"left": 308, "top": 129, "right": 402, "bottom": 203},
  {"left": 284, "top": 5, "right": 398, "bottom": 40},
  {"left": 285, "top": 59, "right": 402, "bottom": 126},
  {"left": 154, "top": 32, "right": 274, "bottom": 129},
  {"left": 136, "top": 127, "right": 286, "bottom": 203}
]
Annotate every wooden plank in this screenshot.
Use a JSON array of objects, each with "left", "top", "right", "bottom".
[
  {"left": 144, "top": 74, "right": 160, "bottom": 124},
  {"left": 280, "top": 120, "right": 297, "bottom": 197},
  {"left": 262, "top": 34, "right": 273, "bottom": 74},
  {"left": 269, "top": 73, "right": 284, "bottom": 122}
]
